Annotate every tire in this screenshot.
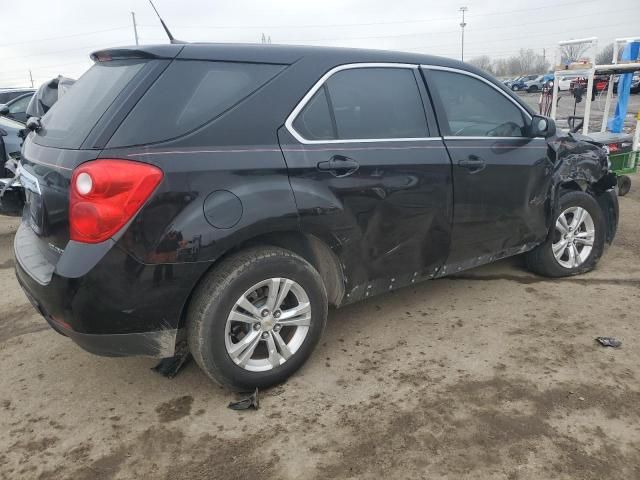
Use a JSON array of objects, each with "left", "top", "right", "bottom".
[
  {"left": 528, "top": 85, "right": 538, "bottom": 93},
  {"left": 187, "top": 246, "right": 328, "bottom": 391},
  {"left": 512, "top": 85, "right": 520, "bottom": 91},
  {"left": 617, "top": 175, "right": 631, "bottom": 196},
  {"left": 525, "top": 191, "right": 606, "bottom": 277}
]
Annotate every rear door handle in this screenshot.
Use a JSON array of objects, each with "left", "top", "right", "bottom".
[
  {"left": 317, "top": 155, "right": 359, "bottom": 177},
  {"left": 458, "top": 155, "right": 486, "bottom": 173}
]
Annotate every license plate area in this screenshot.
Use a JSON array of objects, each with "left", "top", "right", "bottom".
[
  {"left": 25, "top": 189, "right": 45, "bottom": 234},
  {"left": 19, "top": 166, "right": 45, "bottom": 235}
]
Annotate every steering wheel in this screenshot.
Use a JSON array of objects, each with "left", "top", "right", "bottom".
[
  {"left": 487, "top": 121, "right": 522, "bottom": 137},
  {"left": 453, "top": 124, "right": 485, "bottom": 136}
]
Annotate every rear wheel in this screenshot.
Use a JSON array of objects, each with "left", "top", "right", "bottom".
[
  {"left": 187, "top": 247, "right": 327, "bottom": 390},
  {"left": 525, "top": 191, "right": 605, "bottom": 277}
]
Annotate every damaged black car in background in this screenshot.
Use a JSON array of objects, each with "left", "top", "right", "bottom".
[{"left": 14, "top": 44, "right": 618, "bottom": 391}]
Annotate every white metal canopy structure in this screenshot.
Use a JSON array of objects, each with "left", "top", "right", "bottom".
[{"left": 551, "top": 36, "right": 640, "bottom": 138}]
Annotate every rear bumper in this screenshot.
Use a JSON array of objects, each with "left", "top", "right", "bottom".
[
  {"left": 12, "top": 221, "right": 209, "bottom": 358},
  {"left": 15, "top": 262, "right": 178, "bottom": 358}
]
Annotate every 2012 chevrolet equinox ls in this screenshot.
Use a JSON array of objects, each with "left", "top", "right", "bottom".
[{"left": 14, "top": 43, "right": 618, "bottom": 390}]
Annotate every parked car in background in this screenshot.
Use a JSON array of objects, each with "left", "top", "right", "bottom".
[
  {"left": 0, "top": 88, "right": 35, "bottom": 104},
  {"left": 557, "top": 75, "right": 579, "bottom": 91},
  {"left": 0, "top": 114, "right": 23, "bottom": 170},
  {"left": 0, "top": 92, "right": 35, "bottom": 123},
  {"left": 15, "top": 43, "right": 618, "bottom": 390},
  {"left": 613, "top": 73, "right": 640, "bottom": 94},
  {"left": 632, "top": 73, "right": 640, "bottom": 94},
  {"left": 512, "top": 74, "right": 538, "bottom": 91},
  {"left": 524, "top": 75, "right": 545, "bottom": 92},
  {"left": 570, "top": 76, "right": 610, "bottom": 95},
  {"left": 511, "top": 77, "right": 527, "bottom": 91},
  {"left": 0, "top": 114, "right": 26, "bottom": 214}
]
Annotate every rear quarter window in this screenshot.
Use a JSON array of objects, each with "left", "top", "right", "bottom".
[
  {"left": 107, "top": 60, "right": 285, "bottom": 147},
  {"left": 35, "top": 60, "right": 147, "bottom": 149}
]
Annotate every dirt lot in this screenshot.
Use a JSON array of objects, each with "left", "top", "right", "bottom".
[{"left": 1, "top": 174, "right": 640, "bottom": 479}]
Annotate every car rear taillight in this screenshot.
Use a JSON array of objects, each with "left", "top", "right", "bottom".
[{"left": 70, "top": 159, "right": 163, "bottom": 244}]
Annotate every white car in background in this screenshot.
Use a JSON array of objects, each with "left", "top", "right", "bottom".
[{"left": 557, "top": 75, "right": 579, "bottom": 91}]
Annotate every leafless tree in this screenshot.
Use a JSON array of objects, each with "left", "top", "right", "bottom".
[
  {"left": 516, "top": 49, "right": 549, "bottom": 74},
  {"left": 560, "top": 43, "right": 590, "bottom": 64},
  {"left": 596, "top": 43, "right": 616, "bottom": 65},
  {"left": 466, "top": 50, "right": 551, "bottom": 78},
  {"left": 468, "top": 55, "right": 493, "bottom": 73}
]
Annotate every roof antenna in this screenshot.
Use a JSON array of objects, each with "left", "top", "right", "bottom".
[{"left": 147, "top": 0, "right": 186, "bottom": 44}]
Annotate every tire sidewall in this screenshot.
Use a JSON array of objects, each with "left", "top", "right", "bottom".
[
  {"left": 194, "top": 252, "right": 327, "bottom": 390},
  {"left": 544, "top": 191, "right": 606, "bottom": 276}
]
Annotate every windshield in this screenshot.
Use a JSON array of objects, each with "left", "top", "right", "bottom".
[{"left": 34, "top": 59, "right": 148, "bottom": 149}]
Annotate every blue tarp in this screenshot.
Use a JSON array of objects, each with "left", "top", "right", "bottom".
[{"left": 607, "top": 42, "right": 640, "bottom": 133}]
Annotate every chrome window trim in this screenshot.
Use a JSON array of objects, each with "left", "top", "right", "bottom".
[
  {"left": 421, "top": 65, "right": 533, "bottom": 139},
  {"left": 443, "top": 136, "right": 546, "bottom": 141},
  {"left": 284, "top": 63, "right": 439, "bottom": 145}
]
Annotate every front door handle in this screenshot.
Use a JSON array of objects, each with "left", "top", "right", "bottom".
[
  {"left": 458, "top": 155, "right": 486, "bottom": 173},
  {"left": 317, "top": 155, "right": 359, "bottom": 177}
]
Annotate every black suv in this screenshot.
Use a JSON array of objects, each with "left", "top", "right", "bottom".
[{"left": 14, "top": 44, "right": 618, "bottom": 390}]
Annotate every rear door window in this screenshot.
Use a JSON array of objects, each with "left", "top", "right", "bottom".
[
  {"left": 35, "top": 60, "right": 148, "bottom": 149},
  {"left": 291, "top": 86, "right": 336, "bottom": 141},
  {"left": 291, "top": 67, "right": 429, "bottom": 142},
  {"left": 107, "top": 61, "right": 285, "bottom": 147},
  {"left": 328, "top": 68, "right": 429, "bottom": 140}
]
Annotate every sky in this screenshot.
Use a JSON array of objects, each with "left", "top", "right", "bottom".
[{"left": 1, "top": 0, "right": 638, "bottom": 88}]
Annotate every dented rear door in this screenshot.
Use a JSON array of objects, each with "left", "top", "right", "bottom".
[{"left": 280, "top": 64, "right": 453, "bottom": 298}]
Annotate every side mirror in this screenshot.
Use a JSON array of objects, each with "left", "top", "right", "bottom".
[
  {"left": 26, "top": 116, "right": 42, "bottom": 132},
  {"left": 0, "top": 104, "right": 8, "bottom": 116},
  {"left": 529, "top": 115, "right": 556, "bottom": 138}
]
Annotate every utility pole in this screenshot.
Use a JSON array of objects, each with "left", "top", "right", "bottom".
[
  {"left": 459, "top": 6, "right": 468, "bottom": 62},
  {"left": 131, "top": 11, "right": 139, "bottom": 45},
  {"left": 29, "top": 70, "right": 34, "bottom": 88}
]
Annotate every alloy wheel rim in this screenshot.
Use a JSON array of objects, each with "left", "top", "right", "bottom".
[
  {"left": 225, "top": 278, "right": 311, "bottom": 372},
  {"left": 552, "top": 206, "right": 595, "bottom": 269}
]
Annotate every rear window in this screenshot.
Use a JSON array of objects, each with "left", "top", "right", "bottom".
[
  {"left": 35, "top": 60, "right": 147, "bottom": 149},
  {"left": 107, "top": 60, "right": 285, "bottom": 147}
]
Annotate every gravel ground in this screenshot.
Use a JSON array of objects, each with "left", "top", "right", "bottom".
[{"left": 1, "top": 178, "right": 640, "bottom": 476}]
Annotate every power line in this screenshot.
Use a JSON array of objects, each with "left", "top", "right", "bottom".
[
  {"left": 401, "top": 18, "right": 640, "bottom": 54},
  {"left": 0, "top": 26, "right": 129, "bottom": 48},
  {"left": 0, "top": 60, "right": 94, "bottom": 78},
  {"left": 286, "top": 7, "right": 638, "bottom": 44},
  {"left": 1, "top": 41, "right": 132, "bottom": 62},
  {"left": 137, "top": 0, "right": 601, "bottom": 31}
]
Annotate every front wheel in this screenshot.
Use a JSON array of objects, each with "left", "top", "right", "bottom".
[
  {"left": 617, "top": 175, "right": 631, "bottom": 196},
  {"left": 187, "top": 247, "right": 328, "bottom": 390},
  {"left": 525, "top": 191, "right": 606, "bottom": 277}
]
